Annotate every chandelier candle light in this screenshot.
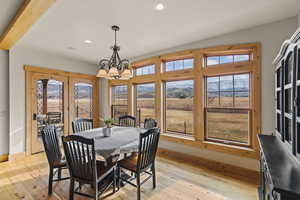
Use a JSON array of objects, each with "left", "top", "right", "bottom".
[{"left": 96, "top": 25, "right": 133, "bottom": 80}]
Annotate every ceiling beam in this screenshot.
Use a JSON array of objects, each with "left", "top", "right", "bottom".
[{"left": 0, "top": 0, "right": 56, "bottom": 50}]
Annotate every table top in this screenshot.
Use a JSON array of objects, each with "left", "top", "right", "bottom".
[{"left": 76, "top": 126, "right": 146, "bottom": 159}]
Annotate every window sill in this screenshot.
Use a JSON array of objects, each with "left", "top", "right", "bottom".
[
  {"left": 162, "top": 132, "right": 195, "bottom": 141},
  {"left": 160, "top": 133, "right": 259, "bottom": 159}
]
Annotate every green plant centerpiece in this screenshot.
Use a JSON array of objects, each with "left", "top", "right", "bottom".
[
  {"left": 103, "top": 118, "right": 114, "bottom": 128},
  {"left": 101, "top": 118, "right": 115, "bottom": 137}
]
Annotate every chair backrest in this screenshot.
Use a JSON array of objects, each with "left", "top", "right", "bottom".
[
  {"left": 119, "top": 115, "right": 136, "bottom": 127},
  {"left": 137, "top": 128, "right": 160, "bottom": 171},
  {"left": 41, "top": 125, "right": 63, "bottom": 166},
  {"left": 62, "top": 135, "right": 96, "bottom": 182},
  {"left": 144, "top": 118, "right": 157, "bottom": 129},
  {"left": 72, "top": 118, "right": 93, "bottom": 133}
]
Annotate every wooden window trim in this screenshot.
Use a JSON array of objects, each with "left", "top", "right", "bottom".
[{"left": 108, "top": 43, "right": 261, "bottom": 159}]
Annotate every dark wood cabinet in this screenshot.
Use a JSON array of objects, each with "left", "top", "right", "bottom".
[{"left": 258, "top": 27, "right": 300, "bottom": 200}]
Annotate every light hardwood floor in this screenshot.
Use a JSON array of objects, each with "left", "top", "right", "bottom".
[{"left": 0, "top": 153, "right": 258, "bottom": 200}]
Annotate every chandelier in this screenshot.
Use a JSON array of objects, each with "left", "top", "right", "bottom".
[{"left": 96, "top": 25, "right": 132, "bottom": 80}]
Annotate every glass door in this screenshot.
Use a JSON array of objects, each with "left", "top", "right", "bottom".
[
  {"left": 69, "top": 78, "right": 99, "bottom": 132},
  {"left": 31, "top": 73, "right": 68, "bottom": 154}
]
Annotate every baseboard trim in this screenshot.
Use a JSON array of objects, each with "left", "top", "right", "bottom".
[
  {"left": 0, "top": 154, "right": 8, "bottom": 162},
  {"left": 9, "top": 152, "right": 26, "bottom": 161},
  {"left": 157, "top": 148, "right": 260, "bottom": 185}
]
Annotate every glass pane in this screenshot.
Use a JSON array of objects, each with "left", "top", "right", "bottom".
[
  {"left": 234, "top": 74, "right": 249, "bottom": 108},
  {"left": 183, "top": 59, "right": 194, "bottom": 69},
  {"left": 220, "top": 55, "right": 233, "bottom": 64},
  {"left": 220, "top": 75, "right": 233, "bottom": 91},
  {"left": 298, "top": 86, "right": 300, "bottom": 117},
  {"left": 297, "top": 122, "right": 300, "bottom": 154},
  {"left": 285, "top": 54, "right": 293, "bottom": 84},
  {"left": 285, "top": 88, "right": 292, "bottom": 114},
  {"left": 220, "top": 91, "right": 233, "bottom": 107},
  {"left": 36, "top": 79, "right": 64, "bottom": 137},
  {"left": 276, "top": 113, "right": 281, "bottom": 133},
  {"left": 285, "top": 117, "right": 292, "bottom": 142},
  {"left": 276, "top": 91, "right": 280, "bottom": 110},
  {"left": 174, "top": 60, "right": 183, "bottom": 70},
  {"left": 165, "top": 61, "right": 174, "bottom": 72},
  {"left": 298, "top": 48, "right": 300, "bottom": 81},
  {"left": 112, "top": 85, "right": 128, "bottom": 105},
  {"left": 149, "top": 65, "right": 155, "bottom": 74},
  {"left": 207, "top": 77, "right": 219, "bottom": 92},
  {"left": 206, "top": 109, "right": 249, "bottom": 144},
  {"left": 74, "top": 83, "right": 93, "bottom": 120},
  {"left": 136, "top": 83, "right": 155, "bottom": 125},
  {"left": 112, "top": 105, "right": 128, "bottom": 122},
  {"left": 234, "top": 74, "right": 249, "bottom": 91},
  {"left": 135, "top": 64, "right": 155, "bottom": 76},
  {"left": 207, "top": 56, "right": 219, "bottom": 66},
  {"left": 276, "top": 68, "right": 281, "bottom": 88},
  {"left": 207, "top": 92, "right": 219, "bottom": 107},
  {"left": 234, "top": 55, "right": 249, "bottom": 62},
  {"left": 165, "top": 80, "right": 194, "bottom": 135},
  {"left": 234, "top": 91, "right": 249, "bottom": 108},
  {"left": 136, "top": 68, "right": 142, "bottom": 76}
]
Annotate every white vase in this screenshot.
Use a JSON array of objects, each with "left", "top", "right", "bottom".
[{"left": 103, "top": 127, "right": 112, "bottom": 137}]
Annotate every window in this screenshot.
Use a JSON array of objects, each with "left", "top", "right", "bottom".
[
  {"left": 164, "top": 80, "right": 194, "bottom": 136},
  {"left": 135, "top": 64, "right": 155, "bottom": 76},
  {"left": 111, "top": 85, "right": 128, "bottom": 122},
  {"left": 135, "top": 83, "right": 155, "bottom": 125},
  {"left": 205, "top": 73, "right": 250, "bottom": 145},
  {"left": 207, "top": 54, "right": 250, "bottom": 66},
  {"left": 74, "top": 82, "right": 93, "bottom": 119},
  {"left": 165, "top": 58, "right": 194, "bottom": 72},
  {"left": 108, "top": 43, "right": 260, "bottom": 156}
]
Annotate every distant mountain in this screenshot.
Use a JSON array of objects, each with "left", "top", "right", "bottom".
[{"left": 47, "top": 84, "right": 92, "bottom": 99}]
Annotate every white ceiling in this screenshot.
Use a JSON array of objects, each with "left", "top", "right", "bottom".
[
  {"left": 14, "top": 0, "right": 300, "bottom": 64},
  {"left": 0, "top": 0, "right": 23, "bottom": 36}
]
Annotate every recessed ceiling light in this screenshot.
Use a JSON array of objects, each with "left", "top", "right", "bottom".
[
  {"left": 84, "top": 40, "right": 92, "bottom": 44},
  {"left": 155, "top": 2, "right": 166, "bottom": 11}
]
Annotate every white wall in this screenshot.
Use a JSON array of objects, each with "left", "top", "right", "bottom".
[
  {"left": 9, "top": 46, "right": 98, "bottom": 154},
  {"left": 112, "top": 17, "right": 297, "bottom": 171},
  {"left": 0, "top": 50, "right": 9, "bottom": 156}
]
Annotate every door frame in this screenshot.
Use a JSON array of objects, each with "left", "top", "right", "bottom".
[
  {"left": 30, "top": 72, "right": 69, "bottom": 154},
  {"left": 25, "top": 65, "right": 100, "bottom": 155}
]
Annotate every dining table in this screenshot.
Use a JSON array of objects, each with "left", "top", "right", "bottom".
[{"left": 76, "top": 126, "right": 147, "bottom": 160}]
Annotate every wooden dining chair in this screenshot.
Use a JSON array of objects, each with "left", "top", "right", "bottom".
[
  {"left": 144, "top": 118, "right": 157, "bottom": 129},
  {"left": 41, "top": 125, "right": 69, "bottom": 195},
  {"left": 62, "top": 135, "right": 117, "bottom": 200},
  {"left": 118, "top": 128, "right": 161, "bottom": 200},
  {"left": 119, "top": 115, "right": 136, "bottom": 127},
  {"left": 72, "top": 118, "right": 93, "bottom": 133}
]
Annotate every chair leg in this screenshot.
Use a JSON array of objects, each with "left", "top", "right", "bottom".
[
  {"left": 137, "top": 173, "right": 141, "bottom": 200},
  {"left": 117, "top": 166, "right": 121, "bottom": 190},
  {"left": 152, "top": 164, "right": 156, "bottom": 189},
  {"left": 95, "top": 182, "right": 99, "bottom": 200},
  {"left": 57, "top": 168, "right": 62, "bottom": 180},
  {"left": 113, "top": 168, "right": 116, "bottom": 193},
  {"left": 48, "top": 168, "right": 53, "bottom": 195},
  {"left": 69, "top": 178, "right": 74, "bottom": 200}
]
